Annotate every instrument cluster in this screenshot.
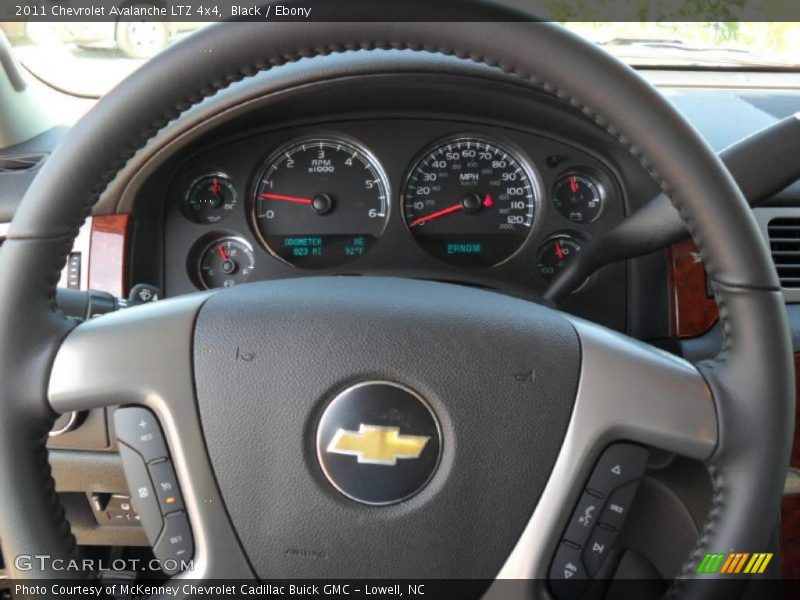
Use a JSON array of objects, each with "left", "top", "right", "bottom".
[{"left": 166, "top": 122, "right": 623, "bottom": 294}]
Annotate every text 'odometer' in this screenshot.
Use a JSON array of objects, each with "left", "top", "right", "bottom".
[
  {"left": 253, "top": 137, "right": 389, "bottom": 268},
  {"left": 402, "top": 136, "right": 538, "bottom": 267}
]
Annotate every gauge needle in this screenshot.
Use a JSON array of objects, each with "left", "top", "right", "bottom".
[
  {"left": 213, "top": 178, "right": 219, "bottom": 194},
  {"left": 218, "top": 245, "right": 230, "bottom": 261},
  {"left": 409, "top": 203, "right": 464, "bottom": 227},
  {"left": 259, "top": 193, "right": 313, "bottom": 205},
  {"left": 569, "top": 176, "right": 578, "bottom": 193},
  {"left": 555, "top": 241, "right": 565, "bottom": 260}
]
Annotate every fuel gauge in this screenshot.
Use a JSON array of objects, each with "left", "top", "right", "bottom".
[{"left": 195, "top": 237, "right": 255, "bottom": 289}]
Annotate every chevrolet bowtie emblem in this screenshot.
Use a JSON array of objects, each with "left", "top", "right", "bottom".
[{"left": 327, "top": 424, "right": 430, "bottom": 466}]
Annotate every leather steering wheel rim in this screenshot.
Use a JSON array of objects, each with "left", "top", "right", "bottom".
[{"left": 0, "top": 3, "right": 793, "bottom": 597}]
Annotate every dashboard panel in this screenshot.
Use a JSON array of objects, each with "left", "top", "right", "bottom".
[{"left": 162, "top": 118, "right": 628, "bottom": 325}]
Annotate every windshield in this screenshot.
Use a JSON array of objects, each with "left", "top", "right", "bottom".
[{"left": 1, "top": 21, "right": 799, "bottom": 98}]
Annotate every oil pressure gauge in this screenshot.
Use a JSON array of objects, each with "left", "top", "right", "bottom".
[{"left": 185, "top": 174, "right": 237, "bottom": 224}]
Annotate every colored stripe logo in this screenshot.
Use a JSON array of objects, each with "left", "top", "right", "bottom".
[{"left": 697, "top": 552, "right": 772, "bottom": 574}]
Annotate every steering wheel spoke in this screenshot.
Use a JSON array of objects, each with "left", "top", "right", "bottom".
[
  {"left": 48, "top": 293, "right": 252, "bottom": 580},
  {"left": 496, "top": 318, "right": 717, "bottom": 584}
]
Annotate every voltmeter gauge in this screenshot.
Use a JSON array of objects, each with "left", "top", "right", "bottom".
[{"left": 552, "top": 173, "right": 605, "bottom": 224}]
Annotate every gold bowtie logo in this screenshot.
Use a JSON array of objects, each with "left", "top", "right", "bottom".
[{"left": 327, "top": 424, "right": 430, "bottom": 466}]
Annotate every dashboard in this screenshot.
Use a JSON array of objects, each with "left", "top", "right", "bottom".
[
  {"left": 139, "top": 60, "right": 657, "bottom": 332},
  {"left": 164, "top": 121, "right": 624, "bottom": 294}
]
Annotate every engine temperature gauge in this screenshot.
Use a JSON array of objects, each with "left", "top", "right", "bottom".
[
  {"left": 537, "top": 234, "right": 584, "bottom": 284},
  {"left": 195, "top": 237, "right": 255, "bottom": 289}
]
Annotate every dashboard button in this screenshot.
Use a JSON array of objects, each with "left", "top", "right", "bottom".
[
  {"left": 114, "top": 407, "right": 168, "bottom": 463},
  {"left": 117, "top": 442, "right": 163, "bottom": 544},
  {"left": 586, "top": 443, "right": 648, "bottom": 498},
  {"left": 549, "top": 542, "right": 589, "bottom": 600},
  {"left": 148, "top": 459, "right": 184, "bottom": 514},
  {"left": 563, "top": 492, "right": 604, "bottom": 547},
  {"left": 582, "top": 525, "right": 618, "bottom": 577},
  {"left": 154, "top": 511, "right": 193, "bottom": 574},
  {"left": 599, "top": 480, "right": 639, "bottom": 531}
]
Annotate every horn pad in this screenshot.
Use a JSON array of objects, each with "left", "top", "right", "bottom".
[{"left": 193, "top": 277, "right": 580, "bottom": 578}]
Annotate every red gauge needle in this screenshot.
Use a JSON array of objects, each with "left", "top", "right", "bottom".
[
  {"left": 218, "top": 245, "right": 230, "bottom": 261},
  {"left": 259, "top": 193, "right": 313, "bottom": 205},
  {"left": 410, "top": 203, "right": 464, "bottom": 227},
  {"left": 212, "top": 178, "right": 219, "bottom": 194},
  {"left": 555, "top": 241, "right": 565, "bottom": 260},
  {"left": 569, "top": 176, "right": 578, "bottom": 194},
  {"left": 483, "top": 194, "right": 494, "bottom": 208}
]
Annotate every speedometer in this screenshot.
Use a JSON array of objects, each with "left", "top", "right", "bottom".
[
  {"left": 252, "top": 136, "right": 389, "bottom": 268},
  {"left": 402, "top": 136, "right": 538, "bottom": 267}
]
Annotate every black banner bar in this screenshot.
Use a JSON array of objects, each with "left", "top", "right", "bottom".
[{"left": 4, "top": 0, "right": 800, "bottom": 23}]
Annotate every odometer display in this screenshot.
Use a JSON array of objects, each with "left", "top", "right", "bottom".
[
  {"left": 253, "top": 137, "right": 389, "bottom": 268},
  {"left": 402, "top": 136, "right": 538, "bottom": 267}
]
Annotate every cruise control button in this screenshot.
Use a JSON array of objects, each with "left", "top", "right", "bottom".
[
  {"left": 563, "top": 492, "right": 604, "bottom": 547},
  {"left": 582, "top": 525, "right": 618, "bottom": 576},
  {"left": 117, "top": 443, "right": 163, "bottom": 544},
  {"left": 148, "top": 459, "right": 184, "bottom": 514},
  {"left": 154, "top": 512, "right": 193, "bottom": 574},
  {"left": 586, "top": 443, "right": 648, "bottom": 498},
  {"left": 599, "top": 480, "right": 639, "bottom": 531},
  {"left": 549, "top": 542, "right": 589, "bottom": 600},
  {"left": 114, "top": 407, "right": 167, "bottom": 463}
]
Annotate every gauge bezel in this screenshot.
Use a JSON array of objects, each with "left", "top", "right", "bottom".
[
  {"left": 400, "top": 133, "right": 543, "bottom": 268},
  {"left": 249, "top": 134, "right": 391, "bottom": 268},
  {"left": 536, "top": 232, "right": 593, "bottom": 292},
  {"left": 183, "top": 172, "right": 238, "bottom": 225},
  {"left": 551, "top": 168, "right": 609, "bottom": 224},
  {"left": 191, "top": 234, "right": 255, "bottom": 290}
]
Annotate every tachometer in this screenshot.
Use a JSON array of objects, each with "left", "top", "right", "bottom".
[
  {"left": 402, "top": 136, "right": 538, "bottom": 267},
  {"left": 252, "top": 137, "right": 389, "bottom": 268}
]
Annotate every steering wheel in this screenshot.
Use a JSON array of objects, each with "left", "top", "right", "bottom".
[{"left": 0, "top": 4, "right": 793, "bottom": 598}]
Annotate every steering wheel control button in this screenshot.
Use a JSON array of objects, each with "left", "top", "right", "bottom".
[
  {"left": 114, "top": 407, "right": 168, "bottom": 463},
  {"left": 316, "top": 381, "right": 441, "bottom": 505},
  {"left": 117, "top": 443, "right": 163, "bottom": 543},
  {"left": 586, "top": 443, "right": 648, "bottom": 498},
  {"left": 599, "top": 481, "right": 639, "bottom": 531},
  {"left": 153, "top": 511, "right": 194, "bottom": 574},
  {"left": 582, "top": 525, "right": 618, "bottom": 576},
  {"left": 549, "top": 542, "right": 589, "bottom": 600},
  {"left": 148, "top": 459, "right": 185, "bottom": 514},
  {"left": 563, "top": 492, "right": 605, "bottom": 547}
]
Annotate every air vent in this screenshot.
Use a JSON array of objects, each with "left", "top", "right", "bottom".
[
  {"left": 768, "top": 217, "right": 800, "bottom": 288},
  {"left": 0, "top": 153, "right": 46, "bottom": 173}
]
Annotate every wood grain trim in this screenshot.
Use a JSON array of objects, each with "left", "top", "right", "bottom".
[
  {"left": 667, "top": 240, "right": 719, "bottom": 338},
  {"left": 88, "top": 214, "right": 130, "bottom": 298},
  {"left": 782, "top": 494, "right": 800, "bottom": 579},
  {"left": 781, "top": 354, "right": 800, "bottom": 578}
]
